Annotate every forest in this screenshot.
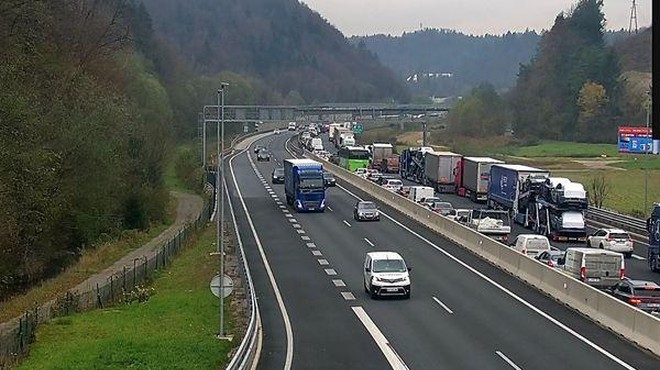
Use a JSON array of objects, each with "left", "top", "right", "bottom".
[{"left": 445, "top": 0, "right": 651, "bottom": 143}]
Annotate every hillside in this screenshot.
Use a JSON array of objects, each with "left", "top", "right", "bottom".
[
  {"left": 351, "top": 29, "right": 540, "bottom": 97},
  {"left": 613, "top": 26, "right": 652, "bottom": 73},
  {"left": 140, "top": 0, "right": 408, "bottom": 103}
]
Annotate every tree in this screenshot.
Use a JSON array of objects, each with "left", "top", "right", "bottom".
[
  {"left": 589, "top": 173, "right": 609, "bottom": 208},
  {"left": 576, "top": 81, "right": 608, "bottom": 141}
]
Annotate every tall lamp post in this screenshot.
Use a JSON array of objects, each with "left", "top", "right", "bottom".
[{"left": 217, "top": 82, "right": 229, "bottom": 338}]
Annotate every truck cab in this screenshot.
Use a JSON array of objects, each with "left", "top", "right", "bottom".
[{"left": 284, "top": 159, "right": 326, "bottom": 212}]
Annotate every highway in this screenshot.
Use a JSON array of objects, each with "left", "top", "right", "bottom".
[
  {"left": 317, "top": 133, "right": 660, "bottom": 285},
  {"left": 225, "top": 131, "right": 659, "bottom": 369}
]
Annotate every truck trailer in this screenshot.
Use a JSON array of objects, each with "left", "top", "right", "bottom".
[
  {"left": 399, "top": 147, "right": 432, "bottom": 183},
  {"left": 284, "top": 159, "right": 326, "bottom": 212},
  {"left": 423, "top": 151, "right": 462, "bottom": 193},
  {"left": 515, "top": 177, "right": 588, "bottom": 242},
  {"left": 487, "top": 164, "right": 550, "bottom": 213},
  {"left": 455, "top": 157, "right": 504, "bottom": 202}
]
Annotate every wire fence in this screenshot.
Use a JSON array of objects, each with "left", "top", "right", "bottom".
[{"left": 0, "top": 200, "right": 212, "bottom": 368}]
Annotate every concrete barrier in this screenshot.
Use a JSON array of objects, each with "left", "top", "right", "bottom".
[{"left": 308, "top": 152, "right": 660, "bottom": 356}]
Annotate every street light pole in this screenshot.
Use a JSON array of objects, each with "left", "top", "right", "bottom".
[
  {"left": 217, "top": 83, "right": 229, "bottom": 338},
  {"left": 645, "top": 89, "right": 651, "bottom": 212}
]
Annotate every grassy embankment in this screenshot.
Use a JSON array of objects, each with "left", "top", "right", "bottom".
[{"left": 17, "top": 225, "right": 232, "bottom": 369}]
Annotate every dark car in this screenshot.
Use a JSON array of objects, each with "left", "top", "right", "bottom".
[
  {"left": 429, "top": 201, "right": 455, "bottom": 216},
  {"left": 271, "top": 167, "right": 285, "bottom": 184},
  {"left": 323, "top": 171, "right": 336, "bottom": 187},
  {"left": 257, "top": 150, "right": 270, "bottom": 162},
  {"left": 329, "top": 154, "right": 340, "bottom": 165},
  {"left": 254, "top": 145, "right": 264, "bottom": 154},
  {"left": 354, "top": 201, "right": 380, "bottom": 221},
  {"left": 609, "top": 278, "right": 660, "bottom": 314}
]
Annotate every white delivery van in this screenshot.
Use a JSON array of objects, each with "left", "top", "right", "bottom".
[
  {"left": 408, "top": 186, "right": 435, "bottom": 203},
  {"left": 562, "top": 247, "right": 624, "bottom": 289},
  {"left": 509, "top": 234, "right": 552, "bottom": 257},
  {"left": 311, "top": 137, "right": 323, "bottom": 151},
  {"left": 363, "top": 251, "right": 411, "bottom": 299}
]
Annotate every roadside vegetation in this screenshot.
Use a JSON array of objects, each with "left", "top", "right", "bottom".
[{"left": 16, "top": 224, "right": 234, "bottom": 369}]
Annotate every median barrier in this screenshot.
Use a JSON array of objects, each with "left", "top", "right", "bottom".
[{"left": 308, "top": 152, "right": 660, "bottom": 356}]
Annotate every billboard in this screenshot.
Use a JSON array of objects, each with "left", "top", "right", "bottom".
[{"left": 618, "top": 126, "right": 653, "bottom": 154}]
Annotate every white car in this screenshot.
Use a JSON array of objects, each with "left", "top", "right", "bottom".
[
  {"left": 354, "top": 168, "right": 368, "bottom": 178},
  {"left": 381, "top": 179, "right": 403, "bottom": 192},
  {"left": 363, "top": 251, "right": 411, "bottom": 299},
  {"left": 587, "top": 228, "right": 634, "bottom": 258},
  {"left": 273, "top": 129, "right": 280, "bottom": 134}
]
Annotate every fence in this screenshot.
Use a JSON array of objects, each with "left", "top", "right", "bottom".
[{"left": 0, "top": 199, "right": 212, "bottom": 368}]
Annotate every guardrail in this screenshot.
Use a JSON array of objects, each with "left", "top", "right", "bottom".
[
  {"left": 586, "top": 207, "right": 648, "bottom": 236},
  {"left": 306, "top": 150, "right": 660, "bottom": 357}
]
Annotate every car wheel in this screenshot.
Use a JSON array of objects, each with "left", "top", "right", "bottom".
[
  {"left": 624, "top": 252, "right": 632, "bottom": 259},
  {"left": 364, "top": 280, "right": 369, "bottom": 293},
  {"left": 369, "top": 284, "right": 378, "bottom": 299},
  {"left": 599, "top": 243, "right": 604, "bottom": 249},
  {"left": 404, "top": 290, "right": 411, "bottom": 300},
  {"left": 651, "top": 258, "right": 660, "bottom": 272}
]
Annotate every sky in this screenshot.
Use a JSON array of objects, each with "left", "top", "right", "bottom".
[{"left": 301, "top": 0, "right": 652, "bottom": 36}]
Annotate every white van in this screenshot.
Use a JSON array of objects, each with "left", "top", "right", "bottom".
[
  {"left": 311, "top": 137, "right": 323, "bottom": 151},
  {"left": 408, "top": 186, "right": 435, "bottom": 203},
  {"left": 509, "top": 234, "right": 552, "bottom": 257},
  {"left": 363, "top": 251, "right": 411, "bottom": 299},
  {"left": 562, "top": 247, "right": 624, "bottom": 289}
]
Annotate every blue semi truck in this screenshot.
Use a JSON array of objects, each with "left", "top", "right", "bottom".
[
  {"left": 648, "top": 203, "right": 660, "bottom": 272},
  {"left": 487, "top": 164, "right": 550, "bottom": 213},
  {"left": 284, "top": 158, "right": 326, "bottom": 212}
]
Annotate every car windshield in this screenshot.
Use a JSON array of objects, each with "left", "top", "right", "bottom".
[
  {"left": 550, "top": 254, "right": 563, "bottom": 263},
  {"left": 433, "top": 202, "right": 452, "bottom": 210},
  {"left": 299, "top": 178, "right": 324, "bottom": 189},
  {"left": 358, "top": 202, "right": 377, "bottom": 210},
  {"left": 372, "top": 259, "right": 406, "bottom": 273}
]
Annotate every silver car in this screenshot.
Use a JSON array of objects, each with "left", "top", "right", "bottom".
[{"left": 354, "top": 201, "right": 380, "bottom": 221}]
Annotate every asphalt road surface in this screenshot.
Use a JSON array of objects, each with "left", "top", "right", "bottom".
[{"left": 225, "top": 131, "right": 659, "bottom": 369}]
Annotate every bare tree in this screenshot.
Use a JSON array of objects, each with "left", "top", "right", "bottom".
[{"left": 589, "top": 173, "right": 609, "bottom": 208}]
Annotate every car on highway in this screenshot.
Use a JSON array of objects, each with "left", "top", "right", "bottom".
[
  {"left": 354, "top": 168, "right": 368, "bottom": 178},
  {"left": 428, "top": 201, "right": 455, "bottom": 216},
  {"left": 328, "top": 154, "right": 340, "bottom": 165},
  {"left": 363, "top": 251, "right": 411, "bottom": 299},
  {"left": 453, "top": 208, "right": 471, "bottom": 223},
  {"left": 366, "top": 171, "right": 383, "bottom": 182},
  {"left": 257, "top": 150, "right": 271, "bottom": 162},
  {"left": 419, "top": 196, "right": 442, "bottom": 208},
  {"left": 254, "top": 145, "right": 264, "bottom": 154},
  {"left": 609, "top": 278, "right": 660, "bottom": 314},
  {"left": 563, "top": 248, "right": 624, "bottom": 289},
  {"left": 535, "top": 250, "right": 565, "bottom": 269},
  {"left": 323, "top": 171, "right": 336, "bottom": 187},
  {"left": 376, "top": 174, "right": 398, "bottom": 185},
  {"left": 586, "top": 228, "right": 634, "bottom": 258},
  {"left": 273, "top": 129, "right": 280, "bottom": 134},
  {"left": 509, "top": 234, "right": 552, "bottom": 258},
  {"left": 381, "top": 179, "right": 403, "bottom": 192},
  {"left": 354, "top": 201, "right": 380, "bottom": 221},
  {"left": 271, "top": 167, "right": 285, "bottom": 184}
]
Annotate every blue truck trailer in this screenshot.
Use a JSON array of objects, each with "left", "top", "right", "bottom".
[
  {"left": 284, "top": 158, "right": 326, "bottom": 212},
  {"left": 487, "top": 164, "right": 550, "bottom": 214},
  {"left": 648, "top": 203, "right": 660, "bottom": 272}
]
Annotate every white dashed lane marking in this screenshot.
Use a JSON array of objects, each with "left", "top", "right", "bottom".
[
  {"left": 343, "top": 220, "right": 352, "bottom": 228},
  {"left": 296, "top": 229, "right": 305, "bottom": 234},
  {"left": 364, "top": 238, "right": 374, "bottom": 247},
  {"left": 318, "top": 259, "right": 329, "bottom": 265},
  {"left": 312, "top": 250, "right": 322, "bottom": 256},
  {"left": 341, "top": 292, "right": 356, "bottom": 301},
  {"left": 292, "top": 224, "right": 302, "bottom": 229},
  {"left": 332, "top": 279, "right": 346, "bottom": 287},
  {"left": 324, "top": 269, "right": 337, "bottom": 276},
  {"left": 288, "top": 218, "right": 297, "bottom": 222},
  {"left": 301, "top": 236, "right": 311, "bottom": 241},
  {"left": 433, "top": 297, "right": 454, "bottom": 314},
  {"left": 306, "top": 243, "right": 316, "bottom": 248}
]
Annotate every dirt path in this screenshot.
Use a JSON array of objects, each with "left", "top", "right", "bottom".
[{"left": 73, "top": 191, "right": 203, "bottom": 292}]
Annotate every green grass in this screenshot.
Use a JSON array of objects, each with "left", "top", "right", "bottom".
[
  {"left": 164, "top": 143, "right": 196, "bottom": 192},
  {"left": 502, "top": 140, "right": 619, "bottom": 158},
  {"left": 554, "top": 169, "right": 660, "bottom": 215},
  {"left": 17, "top": 225, "right": 235, "bottom": 369}
]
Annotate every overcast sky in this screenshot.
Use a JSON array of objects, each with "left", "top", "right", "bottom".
[{"left": 301, "top": 0, "right": 652, "bottom": 36}]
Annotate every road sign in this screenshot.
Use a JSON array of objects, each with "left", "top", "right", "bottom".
[
  {"left": 210, "top": 274, "right": 233, "bottom": 298},
  {"left": 352, "top": 123, "right": 363, "bottom": 134}
]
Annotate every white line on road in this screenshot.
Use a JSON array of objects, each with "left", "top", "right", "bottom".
[
  {"left": 285, "top": 214, "right": 293, "bottom": 218},
  {"left": 496, "top": 351, "right": 522, "bottom": 370},
  {"left": 327, "top": 206, "right": 333, "bottom": 212},
  {"left": 343, "top": 220, "right": 352, "bottom": 228},
  {"left": 318, "top": 259, "right": 329, "bottom": 265},
  {"left": 288, "top": 218, "right": 297, "bottom": 222},
  {"left": 296, "top": 229, "right": 305, "bottom": 234},
  {"left": 292, "top": 224, "right": 301, "bottom": 229},
  {"left": 306, "top": 243, "right": 316, "bottom": 248},
  {"left": 301, "top": 236, "right": 311, "bottom": 241},
  {"left": 332, "top": 279, "right": 346, "bottom": 287},
  {"left": 364, "top": 238, "right": 374, "bottom": 247},
  {"left": 432, "top": 297, "right": 454, "bottom": 314},
  {"left": 312, "top": 250, "right": 322, "bottom": 256},
  {"left": 336, "top": 184, "right": 636, "bottom": 370},
  {"left": 324, "top": 269, "right": 337, "bottom": 276},
  {"left": 632, "top": 254, "right": 645, "bottom": 260},
  {"left": 352, "top": 306, "right": 410, "bottom": 370},
  {"left": 341, "top": 292, "right": 356, "bottom": 300}
]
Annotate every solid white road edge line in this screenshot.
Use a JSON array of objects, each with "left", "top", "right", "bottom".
[
  {"left": 496, "top": 351, "right": 523, "bottom": 370},
  {"left": 352, "top": 306, "right": 410, "bottom": 370},
  {"left": 432, "top": 296, "right": 454, "bottom": 314},
  {"left": 230, "top": 147, "right": 294, "bottom": 370},
  {"left": 336, "top": 184, "right": 636, "bottom": 370}
]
